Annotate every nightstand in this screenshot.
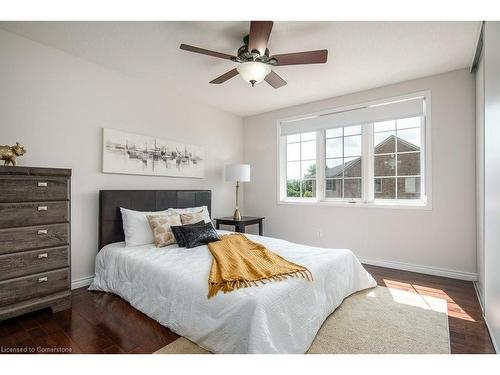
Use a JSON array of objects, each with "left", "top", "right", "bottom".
[{"left": 214, "top": 216, "right": 264, "bottom": 235}]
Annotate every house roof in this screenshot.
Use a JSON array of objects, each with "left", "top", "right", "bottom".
[{"left": 327, "top": 158, "right": 360, "bottom": 178}]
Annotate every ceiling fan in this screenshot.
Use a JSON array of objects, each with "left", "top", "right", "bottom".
[{"left": 179, "top": 21, "right": 328, "bottom": 89}]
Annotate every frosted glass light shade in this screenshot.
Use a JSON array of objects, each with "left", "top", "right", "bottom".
[
  {"left": 236, "top": 62, "right": 271, "bottom": 86},
  {"left": 225, "top": 164, "right": 251, "bottom": 182}
]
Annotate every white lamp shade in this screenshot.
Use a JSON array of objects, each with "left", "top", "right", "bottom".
[
  {"left": 236, "top": 62, "right": 271, "bottom": 85},
  {"left": 225, "top": 164, "right": 251, "bottom": 182}
]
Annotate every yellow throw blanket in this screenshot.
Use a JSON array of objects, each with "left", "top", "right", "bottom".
[{"left": 207, "top": 233, "right": 312, "bottom": 298}]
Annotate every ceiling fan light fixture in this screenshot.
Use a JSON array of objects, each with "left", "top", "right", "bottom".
[
  {"left": 180, "top": 21, "right": 327, "bottom": 89},
  {"left": 236, "top": 61, "right": 271, "bottom": 87}
]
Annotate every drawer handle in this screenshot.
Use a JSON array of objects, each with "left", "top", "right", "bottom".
[
  {"left": 38, "top": 206, "right": 48, "bottom": 211},
  {"left": 37, "top": 229, "right": 48, "bottom": 235},
  {"left": 38, "top": 182, "right": 48, "bottom": 187},
  {"left": 37, "top": 253, "right": 48, "bottom": 259},
  {"left": 38, "top": 277, "right": 48, "bottom": 283}
]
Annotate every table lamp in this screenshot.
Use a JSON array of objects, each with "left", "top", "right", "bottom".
[{"left": 225, "top": 164, "right": 251, "bottom": 220}]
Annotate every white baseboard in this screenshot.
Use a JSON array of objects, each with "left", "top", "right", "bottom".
[
  {"left": 473, "top": 281, "right": 485, "bottom": 314},
  {"left": 473, "top": 283, "right": 499, "bottom": 354},
  {"left": 484, "top": 315, "right": 499, "bottom": 354},
  {"left": 359, "top": 256, "right": 478, "bottom": 281},
  {"left": 71, "top": 275, "right": 94, "bottom": 289}
]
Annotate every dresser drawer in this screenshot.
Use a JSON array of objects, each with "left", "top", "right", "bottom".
[
  {"left": 0, "top": 223, "right": 69, "bottom": 255},
  {"left": 0, "top": 201, "right": 69, "bottom": 229},
  {"left": 0, "top": 176, "right": 69, "bottom": 203},
  {"left": 0, "top": 268, "right": 69, "bottom": 307},
  {"left": 0, "top": 246, "right": 69, "bottom": 281}
]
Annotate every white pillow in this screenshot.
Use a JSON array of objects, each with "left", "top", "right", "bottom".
[
  {"left": 120, "top": 207, "right": 169, "bottom": 247},
  {"left": 167, "top": 206, "right": 211, "bottom": 223}
]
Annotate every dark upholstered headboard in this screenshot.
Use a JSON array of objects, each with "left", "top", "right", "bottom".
[{"left": 99, "top": 190, "right": 211, "bottom": 249}]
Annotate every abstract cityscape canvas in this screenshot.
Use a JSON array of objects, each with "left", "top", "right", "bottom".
[{"left": 102, "top": 128, "right": 205, "bottom": 178}]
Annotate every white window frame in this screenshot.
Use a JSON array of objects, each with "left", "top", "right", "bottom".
[
  {"left": 277, "top": 91, "right": 432, "bottom": 210},
  {"left": 319, "top": 124, "right": 365, "bottom": 203},
  {"left": 282, "top": 132, "right": 318, "bottom": 198}
]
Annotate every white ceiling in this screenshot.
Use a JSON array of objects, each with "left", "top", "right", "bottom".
[{"left": 0, "top": 21, "right": 480, "bottom": 117}]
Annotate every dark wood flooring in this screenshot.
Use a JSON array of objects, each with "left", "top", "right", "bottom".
[{"left": 0, "top": 265, "right": 495, "bottom": 354}]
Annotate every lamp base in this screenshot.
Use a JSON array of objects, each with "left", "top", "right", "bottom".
[{"left": 233, "top": 209, "right": 242, "bottom": 221}]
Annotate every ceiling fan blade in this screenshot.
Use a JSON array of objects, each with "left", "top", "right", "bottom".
[
  {"left": 210, "top": 68, "right": 239, "bottom": 84},
  {"left": 272, "top": 49, "right": 328, "bottom": 66},
  {"left": 248, "top": 21, "right": 274, "bottom": 55},
  {"left": 180, "top": 44, "right": 236, "bottom": 60},
  {"left": 265, "top": 70, "right": 287, "bottom": 89}
]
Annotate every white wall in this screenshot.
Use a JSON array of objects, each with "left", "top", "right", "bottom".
[
  {"left": 484, "top": 21, "right": 500, "bottom": 352},
  {"left": 0, "top": 29, "right": 244, "bottom": 286},
  {"left": 243, "top": 69, "right": 476, "bottom": 279}
]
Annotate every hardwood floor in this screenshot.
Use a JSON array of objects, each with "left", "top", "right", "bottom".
[
  {"left": 0, "top": 265, "right": 495, "bottom": 354},
  {"left": 0, "top": 288, "right": 179, "bottom": 354}
]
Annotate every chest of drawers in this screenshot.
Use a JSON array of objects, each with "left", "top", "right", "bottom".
[{"left": 0, "top": 166, "right": 71, "bottom": 321}]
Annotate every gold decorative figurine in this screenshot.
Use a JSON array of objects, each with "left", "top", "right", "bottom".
[{"left": 0, "top": 142, "right": 27, "bottom": 166}]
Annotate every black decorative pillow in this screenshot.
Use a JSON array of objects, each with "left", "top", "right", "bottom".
[
  {"left": 171, "top": 220, "right": 205, "bottom": 247},
  {"left": 180, "top": 221, "right": 220, "bottom": 249}
]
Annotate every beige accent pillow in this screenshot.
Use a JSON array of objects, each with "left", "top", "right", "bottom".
[
  {"left": 170, "top": 206, "right": 211, "bottom": 223},
  {"left": 180, "top": 211, "right": 208, "bottom": 225},
  {"left": 147, "top": 214, "right": 182, "bottom": 247},
  {"left": 180, "top": 208, "right": 211, "bottom": 224}
]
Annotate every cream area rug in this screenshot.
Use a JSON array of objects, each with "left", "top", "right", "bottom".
[{"left": 154, "top": 286, "right": 450, "bottom": 354}]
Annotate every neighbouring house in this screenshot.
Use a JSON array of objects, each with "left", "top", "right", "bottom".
[
  {"left": 327, "top": 134, "right": 421, "bottom": 199},
  {"left": 290, "top": 134, "right": 421, "bottom": 200}
]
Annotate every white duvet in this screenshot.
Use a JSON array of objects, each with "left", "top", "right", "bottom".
[{"left": 89, "top": 231, "right": 376, "bottom": 354}]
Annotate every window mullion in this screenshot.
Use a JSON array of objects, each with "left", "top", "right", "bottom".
[
  {"left": 299, "top": 139, "right": 303, "bottom": 197},
  {"left": 395, "top": 123, "right": 398, "bottom": 199},
  {"left": 420, "top": 115, "right": 426, "bottom": 197},
  {"left": 317, "top": 130, "right": 325, "bottom": 201},
  {"left": 363, "top": 123, "right": 374, "bottom": 202},
  {"left": 341, "top": 128, "right": 345, "bottom": 199},
  {"left": 280, "top": 135, "right": 287, "bottom": 200}
]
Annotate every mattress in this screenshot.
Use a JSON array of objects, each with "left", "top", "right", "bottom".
[{"left": 89, "top": 231, "right": 376, "bottom": 353}]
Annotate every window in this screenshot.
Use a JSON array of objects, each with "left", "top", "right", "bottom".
[
  {"left": 325, "top": 125, "right": 362, "bottom": 199},
  {"left": 278, "top": 92, "right": 430, "bottom": 208},
  {"left": 373, "top": 117, "right": 422, "bottom": 200},
  {"left": 285, "top": 132, "right": 317, "bottom": 198}
]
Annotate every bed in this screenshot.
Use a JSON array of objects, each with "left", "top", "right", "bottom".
[{"left": 89, "top": 190, "right": 376, "bottom": 354}]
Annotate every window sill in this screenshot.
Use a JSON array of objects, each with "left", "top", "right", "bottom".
[{"left": 278, "top": 198, "right": 431, "bottom": 210}]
